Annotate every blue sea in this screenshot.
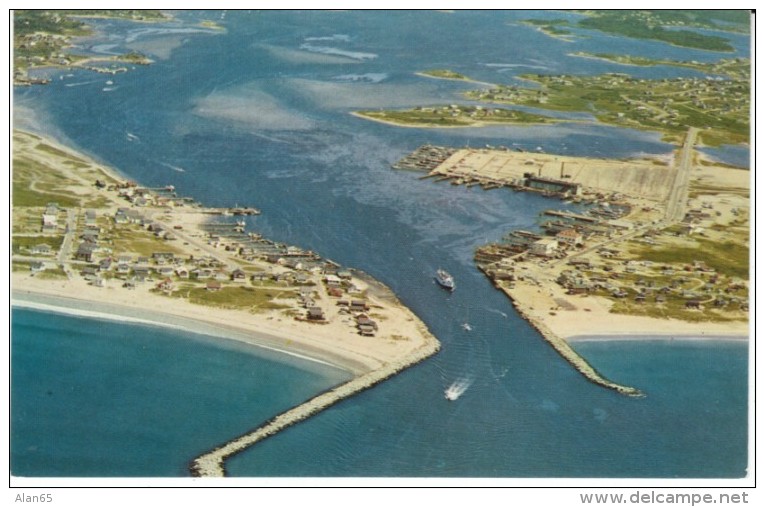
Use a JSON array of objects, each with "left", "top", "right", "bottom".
[{"left": 12, "top": 10, "right": 751, "bottom": 478}]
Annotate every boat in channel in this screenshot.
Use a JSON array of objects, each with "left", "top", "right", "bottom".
[
  {"left": 444, "top": 378, "right": 472, "bottom": 401},
  {"left": 435, "top": 269, "right": 455, "bottom": 291}
]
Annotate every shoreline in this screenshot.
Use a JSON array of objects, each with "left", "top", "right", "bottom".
[
  {"left": 349, "top": 111, "right": 562, "bottom": 130},
  {"left": 567, "top": 333, "right": 748, "bottom": 343},
  {"left": 12, "top": 127, "right": 133, "bottom": 183},
  {"left": 11, "top": 290, "right": 354, "bottom": 375},
  {"left": 11, "top": 128, "right": 440, "bottom": 376},
  {"left": 9, "top": 272, "right": 414, "bottom": 376},
  {"left": 413, "top": 71, "right": 496, "bottom": 88},
  {"left": 12, "top": 125, "right": 442, "bottom": 476}
]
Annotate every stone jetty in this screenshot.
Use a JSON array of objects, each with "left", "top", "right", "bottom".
[
  {"left": 477, "top": 264, "right": 643, "bottom": 398},
  {"left": 189, "top": 320, "right": 440, "bottom": 477}
]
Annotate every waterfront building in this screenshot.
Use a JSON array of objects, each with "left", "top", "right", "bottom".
[{"left": 529, "top": 238, "right": 559, "bottom": 257}]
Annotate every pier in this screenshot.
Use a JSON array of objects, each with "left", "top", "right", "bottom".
[
  {"left": 190, "top": 322, "right": 440, "bottom": 477},
  {"left": 398, "top": 144, "right": 677, "bottom": 202},
  {"left": 543, "top": 209, "right": 599, "bottom": 223},
  {"left": 199, "top": 207, "right": 261, "bottom": 216},
  {"left": 392, "top": 144, "right": 458, "bottom": 171}
]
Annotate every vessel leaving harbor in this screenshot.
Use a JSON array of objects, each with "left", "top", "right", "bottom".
[
  {"left": 435, "top": 269, "right": 455, "bottom": 291},
  {"left": 444, "top": 378, "right": 471, "bottom": 401}
]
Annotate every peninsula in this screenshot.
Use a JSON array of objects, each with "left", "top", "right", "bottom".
[
  {"left": 351, "top": 17, "right": 750, "bottom": 394},
  {"left": 13, "top": 10, "right": 163, "bottom": 85},
  {"left": 11, "top": 129, "right": 440, "bottom": 475},
  {"left": 353, "top": 105, "right": 559, "bottom": 128},
  {"left": 522, "top": 10, "right": 749, "bottom": 51},
  {"left": 393, "top": 128, "right": 749, "bottom": 395}
]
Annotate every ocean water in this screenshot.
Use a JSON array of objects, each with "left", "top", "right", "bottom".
[
  {"left": 11, "top": 308, "right": 351, "bottom": 477},
  {"left": 12, "top": 10, "right": 750, "bottom": 478}
]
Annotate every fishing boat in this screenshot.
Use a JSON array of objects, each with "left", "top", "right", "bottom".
[
  {"left": 461, "top": 322, "right": 472, "bottom": 332},
  {"left": 444, "top": 378, "right": 471, "bottom": 401},
  {"left": 435, "top": 269, "right": 455, "bottom": 291},
  {"left": 444, "top": 385, "right": 461, "bottom": 401}
]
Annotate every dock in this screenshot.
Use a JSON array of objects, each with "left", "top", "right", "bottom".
[
  {"left": 543, "top": 209, "right": 599, "bottom": 223},
  {"left": 200, "top": 207, "right": 261, "bottom": 216},
  {"left": 392, "top": 144, "right": 458, "bottom": 172}
]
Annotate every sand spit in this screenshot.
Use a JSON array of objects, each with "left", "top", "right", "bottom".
[{"left": 12, "top": 127, "right": 443, "bottom": 476}]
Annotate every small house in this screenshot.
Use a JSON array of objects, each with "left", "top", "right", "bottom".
[
  {"left": 30, "top": 261, "right": 46, "bottom": 273},
  {"left": 350, "top": 300, "right": 368, "bottom": 312},
  {"left": 75, "top": 243, "right": 97, "bottom": 262},
  {"left": 31, "top": 244, "right": 52, "bottom": 255},
  {"left": 156, "top": 278, "right": 174, "bottom": 292},
  {"left": 133, "top": 266, "right": 151, "bottom": 279},
  {"left": 358, "top": 324, "right": 376, "bottom": 336},
  {"left": 556, "top": 228, "right": 583, "bottom": 246},
  {"left": 307, "top": 307, "right": 325, "bottom": 321},
  {"left": 84, "top": 210, "right": 97, "bottom": 226}
]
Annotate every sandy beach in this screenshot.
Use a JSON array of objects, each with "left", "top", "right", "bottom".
[
  {"left": 11, "top": 270, "right": 436, "bottom": 376},
  {"left": 11, "top": 128, "right": 440, "bottom": 378},
  {"left": 502, "top": 278, "right": 749, "bottom": 342}
]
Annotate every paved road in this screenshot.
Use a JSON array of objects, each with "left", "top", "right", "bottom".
[
  {"left": 665, "top": 127, "right": 699, "bottom": 223},
  {"left": 554, "top": 128, "right": 698, "bottom": 267},
  {"left": 57, "top": 208, "right": 78, "bottom": 278},
  {"left": 157, "top": 214, "right": 239, "bottom": 268}
]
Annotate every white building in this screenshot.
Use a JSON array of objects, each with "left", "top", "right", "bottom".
[{"left": 529, "top": 238, "right": 559, "bottom": 257}]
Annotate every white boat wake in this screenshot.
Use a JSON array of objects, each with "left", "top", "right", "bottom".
[
  {"left": 160, "top": 162, "right": 186, "bottom": 172},
  {"left": 486, "top": 308, "right": 508, "bottom": 318},
  {"left": 444, "top": 378, "right": 473, "bottom": 401}
]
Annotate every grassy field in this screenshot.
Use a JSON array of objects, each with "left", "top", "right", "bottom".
[
  {"left": 12, "top": 160, "right": 82, "bottom": 208},
  {"left": 170, "top": 285, "right": 296, "bottom": 312},
  {"left": 357, "top": 105, "right": 558, "bottom": 127},
  {"left": 627, "top": 237, "right": 748, "bottom": 280},
  {"left": 465, "top": 67, "right": 749, "bottom": 147},
  {"left": 35, "top": 268, "right": 69, "bottom": 280},
  {"left": 576, "top": 11, "right": 740, "bottom": 51},
  {"left": 420, "top": 69, "right": 469, "bottom": 80},
  {"left": 11, "top": 133, "right": 121, "bottom": 209},
  {"left": 521, "top": 19, "right": 574, "bottom": 37},
  {"left": 12, "top": 235, "right": 64, "bottom": 254},
  {"left": 105, "top": 224, "right": 187, "bottom": 257},
  {"left": 608, "top": 296, "right": 744, "bottom": 322}
]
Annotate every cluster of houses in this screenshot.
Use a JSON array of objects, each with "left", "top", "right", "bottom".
[
  {"left": 337, "top": 299, "right": 378, "bottom": 337},
  {"left": 480, "top": 230, "right": 579, "bottom": 262},
  {"left": 110, "top": 181, "right": 181, "bottom": 208},
  {"left": 56, "top": 188, "right": 385, "bottom": 334},
  {"left": 292, "top": 272, "right": 379, "bottom": 336},
  {"left": 15, "top": 32, "right": 72, "bottom": 72},
  {"left": 555, "top": 257, "right": 748, "bottom": 311},
  {"left": 476, "top": 203, "right": 637, "bottom": 265}
]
